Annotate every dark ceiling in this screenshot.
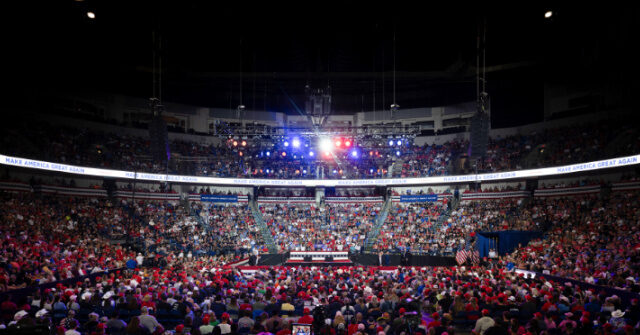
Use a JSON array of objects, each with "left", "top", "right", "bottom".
[{"left": 4, "top": 2, "right": 638, "bottom": 127}]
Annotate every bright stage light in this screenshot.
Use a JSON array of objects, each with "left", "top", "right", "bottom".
[
  {"left": 284, "top": 141, "right": 289, "bottom": 147},
  {"left": 397, "top": 140, "right": 402, "bottom": 146},
  {"left": 351, "top": 150, "right": 358, "bottom": 158},
  {"left": 320, "top": 138, "right": 333, "bottom": 152},
  {"left": 292, "top": 138, "right": 301, "bottom": 148},
  {"left": 389, "top": 140, "right": 394, "bottom": 146},
  {"left": 335, "top": 139, "right": 342, "bottom": 147},
  {"left": 233, "top": 141, "right": 238, "bottom": 147},
  {"left": 545, "top": 10, "right": 553, "bottom": 18},
  {"left": 309, "top": 151, "right": 315, "bottom": 157},
  {"left": 396, "top": 151, "right": 401, "bottom": 156},
  {"left": 282, "top": 152, "right": 287, "bottom": 157},
  {"left": 266, "top": 152, "right": 270, "bottom": 157},
  {"left": 344, "top": 140, "right": 352, "bottom": 147}
]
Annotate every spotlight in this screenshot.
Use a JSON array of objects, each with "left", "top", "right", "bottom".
[
  {"left": 320, "top": 138, "right": 333, "bottom": 152},
  {"left": 87, "top": 11, "right": 95, "bottom": 19},
  {"left": 241, "top": 140, "right": 247, "bottom": 147},
  {"left": 333, "top": 169, "right": 337, "bottom": 174},
  {"left": 397, "top": 140, "right": 402, "bottom": 146},
  {"left": 239, "top": 152, "right": 244, "bottom": 157},
  {"left": 284, "top": 141, "right": 289, "bottom": 147},
  {"left": 545, "top": 10, "right": 553, "bottom": 18},
  {"left": 266, "top": 151, "right": 270, "bottom": 157},
  {"left": 344, "top": 140, "right": 352, "bottom": 147},
  {"left": 292, "top": 138, "right": 301, "bottom": 148},
  {"left": 266, "top": 169, "right": 270, "bottom": 173},
  {"left": 396, "top": 151, "right": 401, "bottom": 156},
  {"left": 233, "top": 141, "right": 238, "bottom": 147},
  {"left": 388, "top": 140, "right": 394, "bottom": 146},
  {"left": 370, "top": 169, "right": 374, "bottom": 173},
  {"left": 309, "top": 151, "right": 315, "bottom": 157},
  {"left": 369, "top": 151, "right": 373, "bottom": 156},
  {"left": 303, "top": 169, "right": 307, "bottom": 174},
  {"left": 351, "top": 150, "right": 358, "bottom": 158},
  {"left": 324, "top": 151, "right": 331, "bottom": 157},
  {"left": 335, "top": 139, "right": 342, "bottom": 147},
  {"left": 282, "top": 152, "right": 287, "bottom": 157}
]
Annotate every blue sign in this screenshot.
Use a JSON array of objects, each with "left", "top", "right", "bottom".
[
  {"left": 400, "top": 194, "right": 438, "bottom": 202},
  {"left": 200, "top": 195, "right": 238, "bottom": 203}
]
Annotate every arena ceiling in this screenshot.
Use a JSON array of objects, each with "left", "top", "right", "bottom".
[{"left": 5, "top": 2, "right": 637, "bottom": 127}]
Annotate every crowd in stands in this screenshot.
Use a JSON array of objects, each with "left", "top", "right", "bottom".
[
  {"left": 3, "top": 118, "right": 639, "bottom": 180},
  {"left": 0, "top": 193, "right": 257, "bottom": 292},
  {"left": 260, "top": 203, "right": 380, "bottom": 253},
  {"left": 193, "top": 203, "right": 265, "bottom": 255},
  {"left": 509, "top": 190, "right": 640, "bottom": 290},
  {"left": 2, "top": 185, "right": 640, "bottom": 334},
  {"left": 373, "top": 203, "right": 448, "bottom": 255}
]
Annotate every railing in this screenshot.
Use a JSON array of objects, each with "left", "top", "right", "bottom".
[
  {"left": 364, "top": 197, "right": 392, "bottom": 252},
  {"left": 249, "top": 198, "right": 278, "bottom": 253}
]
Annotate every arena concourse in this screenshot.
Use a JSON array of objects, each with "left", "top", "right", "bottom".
[{"left": 2, "top": 2, "right": 640, "bottom": 335}]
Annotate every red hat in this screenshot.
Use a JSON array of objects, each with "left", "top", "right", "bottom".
[
  {"left": 303, "top": 308, "right": 310, "bottom": 314},
  {"left": 432, "top": 312, "right": 440, "bottom": 319},
  {"left": 222, "top": 312, "right": 230, "bottom": 320},
  {"left": 399, "top": 308, "right": 406, "bottom": 315},
  {"left": 175, "top": 324, "right": 184, "bottom": 333},
  {"left": 534, "top": 312, "right": 542, "bottom": 318},
  {"left": 203, "top": 315, "right": 210, "bottom": 324},
  {"left": 481, "top": 309, "right": 490, "bottom": 316}
]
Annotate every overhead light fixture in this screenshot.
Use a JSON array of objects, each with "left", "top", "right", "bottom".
[
  {"left": 545, "top": 11, "right": 553, "bottom": 18},
  {"left": 87, "top": 11, "right": 96, "bottom": 19}
]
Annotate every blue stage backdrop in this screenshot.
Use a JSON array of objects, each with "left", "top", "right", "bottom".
[{"left": 476, "top": 231, "right": 543, "bottom": 257}]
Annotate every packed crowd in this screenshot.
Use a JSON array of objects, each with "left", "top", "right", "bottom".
[
  {"left": 260, "top": 203, "right": 380, "bottom": 253},
  {"left": 0, "top": 193, "right": 259, "bottom": 293},
  {"left": 2, "top": 185, "right": 640, "bottom": 334},
  {"left": 3, "top": 259, "right": 640, "bottom": 335},
  {"left": 3, "top": 118, "right": 639, "bottom": 180},
  {"left": 373, "top": 203, "right": 448, "bottom": 255},
  {"left": 509, "top": 190, "right": 640, "bottom": 290},
  {"left": 372, "top": 199, "right": 542, "bottom": 257}
]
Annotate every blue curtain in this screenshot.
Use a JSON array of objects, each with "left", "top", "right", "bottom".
[{"left": 476, "top": 231, "right": 543, "bottom": 257}]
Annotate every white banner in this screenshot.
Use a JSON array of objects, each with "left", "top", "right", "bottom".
[{"left": 1, "top": 153, "right": 639, "bottom": 187}]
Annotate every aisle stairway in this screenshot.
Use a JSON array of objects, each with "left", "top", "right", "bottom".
[
  {"left": 364, "top": 197, "right": 392, "bottom": 252},
  {"left": 249, "top": 199, "right": 278, "bottom": 253}
]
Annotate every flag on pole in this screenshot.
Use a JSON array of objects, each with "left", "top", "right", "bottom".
[
  {"left": 470, "top": 250, "right": 480, "bottom": 265},
  {"left": 456, "top": 249, "right": 468, "bottom": 265}
]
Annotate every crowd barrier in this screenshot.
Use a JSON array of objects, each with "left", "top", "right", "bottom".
[
  {"left": 325, "top": 196, "right": 384, "bottom": 203},
  {"left": 534, "top": 184, "right": 601, "bottom": 197},
  {"left": 612, "top": 180, "right": 640, "bottom": 192},
  {"left": 257, "top": 197, "right": 315, "bottom": 204},
  {"left": 461, "top": 190, "right": 530, "bottom": 200}
]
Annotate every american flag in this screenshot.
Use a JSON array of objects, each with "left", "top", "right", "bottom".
[
  {"left": 456, "top": 249, "right": 469, "bottom": 265},
  {"left": 470, "top": 250, "right": 480, "bottom": 265}
]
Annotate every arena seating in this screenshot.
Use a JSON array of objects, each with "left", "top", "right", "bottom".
[{"left": 2, "top": 119, "right": 639, "bottom": 179}]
